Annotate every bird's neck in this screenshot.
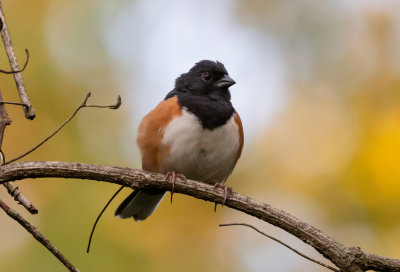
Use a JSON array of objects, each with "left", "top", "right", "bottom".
[{"left": 170, "top": 90, "right": 235, "bottom": 130}]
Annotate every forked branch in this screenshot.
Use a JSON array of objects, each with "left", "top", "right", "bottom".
[{"left": 0, "top": 2, "right": 34, "bottom": 119}]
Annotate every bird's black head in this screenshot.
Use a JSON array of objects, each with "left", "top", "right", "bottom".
[
  {"left": 166, "top": 60, "right": 236, "bottom": 129},
  {"left": 175, "top": 60, "right": 236, "bottom": 97}
]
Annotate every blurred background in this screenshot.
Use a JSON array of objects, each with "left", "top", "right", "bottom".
[{"left": 0, "top": 0, "right": 400, "bottom": 271}]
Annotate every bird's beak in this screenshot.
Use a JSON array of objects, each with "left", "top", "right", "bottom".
[{"left": 217, "top": 75, "right": 236, "bottom": 89}]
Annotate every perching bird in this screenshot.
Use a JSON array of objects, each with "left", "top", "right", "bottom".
[{"left": 115, "top": 60, "right": 243, "bottom": 221}]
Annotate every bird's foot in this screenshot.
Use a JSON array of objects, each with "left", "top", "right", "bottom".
[
  {"left": 213, "top": 183, "right": 233, "bottom": 212},
  {"left": 166, "top": 171, "right": 186, "bottom": 203}
]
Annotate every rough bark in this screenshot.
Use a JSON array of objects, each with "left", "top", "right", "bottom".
[{"left": 1, "top": 161, "right": 399, "bottom": 272}]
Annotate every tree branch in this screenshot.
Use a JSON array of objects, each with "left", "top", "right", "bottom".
[
  {"left": 2, "top": 182, "right": 38, "bottom": 214},
  {"left": 0, "top": 91, "right": 38, "bottom": 214},
  {"left": 0, "top": 91, "right": 11, "bottom": 147},
  {"left": 0, "top": 161, "right": 399, "bottom": 272},
  {"left": 0, "top": 198, "right": 79, "bottom": 272},
  {"left": 0, "top": 1, "right": 35, "bottom": 119}
]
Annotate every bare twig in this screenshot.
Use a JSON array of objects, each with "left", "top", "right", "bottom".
[
  {"left": 0, "top": 2, "right": 35, "bottom": 119},
  {"left": 2, "top": 182, "right": 38, "bottom": 214},
  {"left": 0, "top": 48, "right": 29, "bottom": 74},
  {"left": 0, "top": 198, "right": 79, "bottom": 272},
  {"left": 1, "top": 161, "right": 400, "bottom": 271},
  {"left": 219, "top": 223, "right": 340, "bottom": 272},
  {"left": 0, "top": 91, "right": 38, "bottom": 214},
  {"left": 0, "top": 100, "right": 28, "bottom": 106},
  {"left": 86, "top": 94, "right": 122, "bottom": 109},
  {"left": 86, "top": 185, "right": 124, "bottom": 253},
  {"left": 5, "top": 92, "right": 121, "bottom": 165}
]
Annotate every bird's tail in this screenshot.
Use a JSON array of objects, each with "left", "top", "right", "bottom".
[{"left": 115, "top": 190, "right": 165, "bottom": 221}]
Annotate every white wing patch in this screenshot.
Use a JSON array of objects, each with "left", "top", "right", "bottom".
[{"left": 160, "top": 109, "right": 240, "bottom": 184}]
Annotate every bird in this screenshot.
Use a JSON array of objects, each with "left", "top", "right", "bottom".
[{"left": 115, "top": 60, "right": 244, "bottom": 221}]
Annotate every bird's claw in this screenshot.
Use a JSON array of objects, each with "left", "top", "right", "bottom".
[
  {"left": 213, "top": 183, "right": 233, "bottom": 212},
  {"left": 166, "top": 171, "right": 186, "bottom": 203}
]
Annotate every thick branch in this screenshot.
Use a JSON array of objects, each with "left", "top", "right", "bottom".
[{"left": 0, "top": 161, "right": 399, "bottom": 272}]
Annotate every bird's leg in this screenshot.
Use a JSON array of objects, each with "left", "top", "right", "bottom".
[
  {"left": 213, "top": 183, "right": 233, "bottom": 212},
  {"left": 166, "top": 171, "right": 186, "bottom": 203}
]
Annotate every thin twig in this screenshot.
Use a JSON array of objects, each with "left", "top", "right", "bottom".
[
  {"left": 0, "top": 48, "right": 29, "bottom": 74},
  {"left": 5, "top": 92, "right": 121, "bottom": 165},
  {"left": 0, "top": 2, "right": 35, "bottom": 119},
  {"left": 87, "top": 185, "right": 124, "bottom": 253},
  {"left": 0, "top": 198, "right": 79, "bottom": 272},
  {"left": 0, "top": 100, "right": 28, "bottom": 107},
  {"left": 2, "top": 182, "right": 38, "bottom": 214},
  {"left": 219, "top": 223, "right": 340, "bottom": 272}
]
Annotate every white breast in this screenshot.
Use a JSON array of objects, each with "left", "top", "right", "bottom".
[{"left": 160, "top": 109, "right": 240, "bottom": 184}]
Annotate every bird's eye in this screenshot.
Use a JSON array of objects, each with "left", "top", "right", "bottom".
[{"left": 202, "top": 72, "right": 211, "bottom": 81}]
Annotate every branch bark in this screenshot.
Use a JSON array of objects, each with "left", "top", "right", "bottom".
[
  {"left": 1, "top": 161, "right": 399, "bottom": 272},
  {"left": 0, "top": 91, "right": 38, "bottom": 214},
  {"left": 2, "top": 182, "right": 38, "bottom": 214},
  {"left": 0, "top": 1, "right": 35, "bottom": 119},
  {"left": 0, "top": 198, "right": 79, "bottom": 272},
  {"left": 0, "top": 91, "right": 11, "bottom": 147}
]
